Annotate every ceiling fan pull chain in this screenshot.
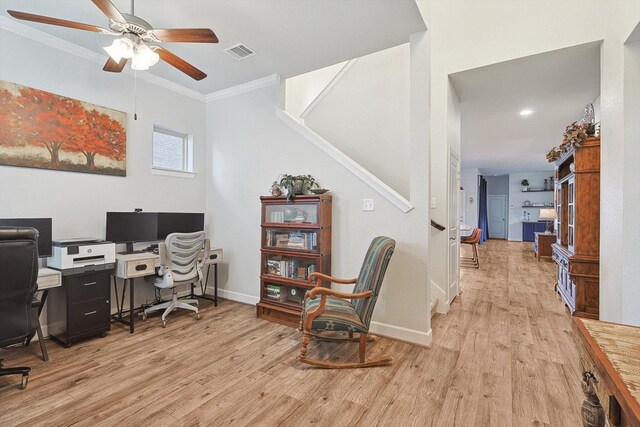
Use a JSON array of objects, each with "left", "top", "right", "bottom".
[
  {"left": 131, "top": 0, "right": 135, "bottom": 16},
  {"left": 134, "top": 70, "right": 138, "bottom": 120}
]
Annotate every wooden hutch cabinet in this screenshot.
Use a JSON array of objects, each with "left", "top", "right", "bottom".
[
  {"left": 552, "top": 136, "right": 600, "bottom": 319},
  {"left": 258, "top": 195, "right": 332, "bottom": 327}
]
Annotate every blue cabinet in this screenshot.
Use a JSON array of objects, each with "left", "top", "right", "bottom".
[{"left": 522, "top": 222, "right": 546, "bottom": 242}]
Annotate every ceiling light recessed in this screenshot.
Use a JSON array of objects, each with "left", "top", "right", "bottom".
[{"left": 520, "top": 109, "right": 533, "bottom": 116}]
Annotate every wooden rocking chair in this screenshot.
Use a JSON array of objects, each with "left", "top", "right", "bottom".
[{"left": 298, "top": 236, "right": 396, "bottom": 369}]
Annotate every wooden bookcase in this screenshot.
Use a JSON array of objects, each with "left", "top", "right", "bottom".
[
  {"left": 552, "top": 136, "right": 600, "bottom": 319},
  {"left": 257, "top": 194, "right": 332, "bottom": 327}
]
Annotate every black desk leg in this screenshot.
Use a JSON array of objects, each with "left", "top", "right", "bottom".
[
  {"left": 129, "top": 278, "right": 135, "bottom": 334},
  {"left": 111, "top": 277, "right": 135, "bottom": 334},
  {"left": 188, "top": 263, "right": 218, "bottom": 306}
]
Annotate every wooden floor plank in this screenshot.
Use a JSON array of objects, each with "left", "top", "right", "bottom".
[{"left": 0, "top": 240, "right": 584, "bottom": 426}]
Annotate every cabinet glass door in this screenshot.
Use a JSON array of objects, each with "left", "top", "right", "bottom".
[
  {"left": 555, "top": 185, "right": 562, "bottom": 245},
  {"left": 567, "top": 177, "right": 575, "bottom": 253}
]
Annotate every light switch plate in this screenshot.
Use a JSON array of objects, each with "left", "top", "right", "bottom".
[{"left": 363, "top": 199, "right": 374, "bottom": 211}]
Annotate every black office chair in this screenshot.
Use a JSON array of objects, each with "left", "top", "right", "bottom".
[{"left": 0, "top": 227, "right": 39, "bottom": 389}]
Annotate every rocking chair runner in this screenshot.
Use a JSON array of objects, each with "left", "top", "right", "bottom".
[{"left": 298, "top": 236, "right": 396, "bottom": 369}]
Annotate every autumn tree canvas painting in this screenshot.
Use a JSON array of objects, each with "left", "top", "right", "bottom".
[{"left": 0, "top": 81, "right": 126, "bottom": 176}]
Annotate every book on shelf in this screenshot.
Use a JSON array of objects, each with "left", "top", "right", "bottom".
[
  {"left": 265, "top": 230, "right": 318, "bottom": 251},
  {"left": 265, "top": 258, "right": 316, "bottom": 280},
  {"left": 269, "top": 211, "right": 285, "bottom": 223},
  {"left": 266, "top": 260, "right": 281, "bottom": 276},
  {"left": 266, "top": 284, "right": 286, "bottom": 301}
]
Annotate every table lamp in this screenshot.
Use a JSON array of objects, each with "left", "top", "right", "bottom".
[{"left": 539, "top": 208, "right": 556, "bottom": 233}]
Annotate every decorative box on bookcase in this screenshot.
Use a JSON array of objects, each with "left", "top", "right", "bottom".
[{"left": 258, "top": 194, "right": 332, "bottom": 327}]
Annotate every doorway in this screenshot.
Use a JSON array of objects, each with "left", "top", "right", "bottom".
[{"left": 487, "top": 195, "right": 507, "bottom": 239}]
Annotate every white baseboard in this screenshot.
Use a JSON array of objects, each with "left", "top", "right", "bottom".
[
  {"left": 430, "top": 280, "right": 450, "bottom": 314},
  {"left": 210, "top": 288, "right": 260, "bottom": 306},
  {"left": 369, "top": 321, "right": 432, "bottom": 347}
]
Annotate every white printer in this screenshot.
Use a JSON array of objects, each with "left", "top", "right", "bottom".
[{"left": 47, "top": 238, "right": 115, "bottom": 275}]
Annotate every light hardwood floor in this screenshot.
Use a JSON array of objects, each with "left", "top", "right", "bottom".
[{"left": 0, "top": 240, "right": 583, "bottom": 426}]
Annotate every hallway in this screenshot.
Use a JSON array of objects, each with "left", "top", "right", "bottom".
[{"left": 431, "top": 239, "right": 583, "bottom": 425}]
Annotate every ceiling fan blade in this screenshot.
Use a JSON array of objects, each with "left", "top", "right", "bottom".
[
  {"left": 103, "top": 57, "right": 128, "bottom": 73},
  {"left": 156, "top": 47, "right": 207, "bottom": 81},
  {"left": 7, "top": 10, "right": 112, "bottom": 33},
  {"left": 152, "top": 28, "right": 219, "bottom": 43},
  {"left": 91, "top": 0, "right": 126, "bottom": 23}
]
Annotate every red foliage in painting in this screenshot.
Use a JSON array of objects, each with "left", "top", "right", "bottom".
[
  {"left": 12, "top": 87, "right": 126, "bottom": 168},
  {"left": 66, "top": 109, "right": 126, "bottom": 168},
  {"left": 15, "top": 87, "right": 86, "bottom": 165},
  {"left": 0, "top": 88, "right": 21, "bottom": 146}
]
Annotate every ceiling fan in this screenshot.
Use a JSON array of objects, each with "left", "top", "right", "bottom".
[{"left": 7, "top": 0, "right": 218, "bottom": 81}]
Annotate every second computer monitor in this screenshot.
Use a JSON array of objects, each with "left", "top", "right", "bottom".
[
  {"left": 157, "top": 212, "right": 205, "bottom": 240},
  {"left": 106, "top": 212, "right": 158, "bottom": 245}
]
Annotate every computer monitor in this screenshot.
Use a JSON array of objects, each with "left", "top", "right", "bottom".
[
  {"left": 0, "top": 218, "right": 53, "bottom": 258},
  {"left": 157, "top": 212, "right": 205, "bottom": 240},
  {"left": 106, "top": 212, "right": 158, "bottom": 253}
]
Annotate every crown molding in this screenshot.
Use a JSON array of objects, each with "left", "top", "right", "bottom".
[
  {"left": 205, "top": 74, "right": 279, "bottom": 102},
  {"left": 0, "top": 16, "right": 206, "bottom": 102}
]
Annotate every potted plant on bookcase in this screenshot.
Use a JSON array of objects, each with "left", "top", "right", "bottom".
[
  {"left": 521, "top": 179, "right": 529, "bottom": 192},
  {"left": 278, "top": 174, "right": 317, "bottom": 201}
]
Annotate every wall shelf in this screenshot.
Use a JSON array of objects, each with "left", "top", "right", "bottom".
[
  {"left": 522, "top": 206, "right": 554, "bottom": 208},
  {"left": 521, "top": 189, "right": 554, "bottom": 192}
]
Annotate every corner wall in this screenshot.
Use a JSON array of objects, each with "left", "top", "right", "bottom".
[{"left": 205, "top": 33, "right": 431, "bottom": 345}]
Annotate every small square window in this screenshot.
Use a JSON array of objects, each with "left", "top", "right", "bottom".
[{"left": 152, "top": 126, "right": 193, "bottom": 173}]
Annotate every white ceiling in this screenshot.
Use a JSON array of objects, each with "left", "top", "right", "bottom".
[
  {"left": 450, "top": 42, "right": 601, "bottom": 175},
  {"left": 0, "top": 0, "right": 426, "bottom": 94}
]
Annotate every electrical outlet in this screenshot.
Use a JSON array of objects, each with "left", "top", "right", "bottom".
[{"left": 363, "top": 199, "right": 374, "bottom": 211}]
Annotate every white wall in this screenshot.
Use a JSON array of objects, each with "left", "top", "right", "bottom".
[
  {"left": 460, "top": 168, "right": 479, "bottom": 227},
  {"left": 303, "top": 44, "right": 411, "bottom": 199},
  {"left": 485, "top": 175, "right": 509, "bottom": 196},
  {"left": 423, "top": 0, "right": 640, "bottom": 326},
  {"left": 0, "top": 28, "right": 207, "bottom": 330},
  {"left": 205, "top": 33, "right": 431, "bottom": 345},
  {"left": 622, "top": 37, "right": 640, "bottom": 324},
  {"left": 284, "top": 61, "right": 346, "bottom": 118},
  {"left": 508, "top": 172, "right": 555, "bottom": 241}
]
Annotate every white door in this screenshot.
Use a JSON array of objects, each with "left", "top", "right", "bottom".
[
  {"left": 448, "top": 150, "right": 460, "bottom": 303},
  {"left": 459, "top": 189, "right": 466, "bottom": 225},
  {"left": 487, "top": 195, "right": 507, "bottom": 239}
]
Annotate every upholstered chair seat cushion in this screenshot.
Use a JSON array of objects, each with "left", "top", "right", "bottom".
[{"left": 305, "top": 295, "right": 367, "bottom": 333}]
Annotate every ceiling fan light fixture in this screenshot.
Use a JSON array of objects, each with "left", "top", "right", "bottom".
[
  {"left": 136, "top": 44, "right": 160, "bottom": 67},
  {"left": 104, "top": 37, "right": 134, "bottom": 62},
  {"left": 131, "top": 54, "right": 150, "bottom": 71}
]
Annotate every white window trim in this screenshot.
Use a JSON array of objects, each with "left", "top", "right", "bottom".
[
  {"left": 150, "top": 168, "right": 196, "bottom": 179},
  {"left": 152, "top": 125, "right": 194, "bottom": 174}
]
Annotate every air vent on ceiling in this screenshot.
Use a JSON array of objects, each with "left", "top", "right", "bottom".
[{"left": 223, "top": 43, "right": 257, "bottom": 60}]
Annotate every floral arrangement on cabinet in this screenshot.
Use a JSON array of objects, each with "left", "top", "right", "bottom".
[{"left": 546, "top": 121, "right": 598, "bottom": 163}]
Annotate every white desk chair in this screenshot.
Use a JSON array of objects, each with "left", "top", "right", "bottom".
[{"left": 143, "top": 231, "right": 209, "bottom": 327}]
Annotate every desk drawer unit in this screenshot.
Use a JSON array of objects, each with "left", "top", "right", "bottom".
[
  {"left": 48, "top": 269, "right": 111, "bottom": 346},
  {"left": 118, "top": 258, "right": 156, "bottom": 278},
  {"left": 67, "top": 271, "right": 110, "bottom": 303}
]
